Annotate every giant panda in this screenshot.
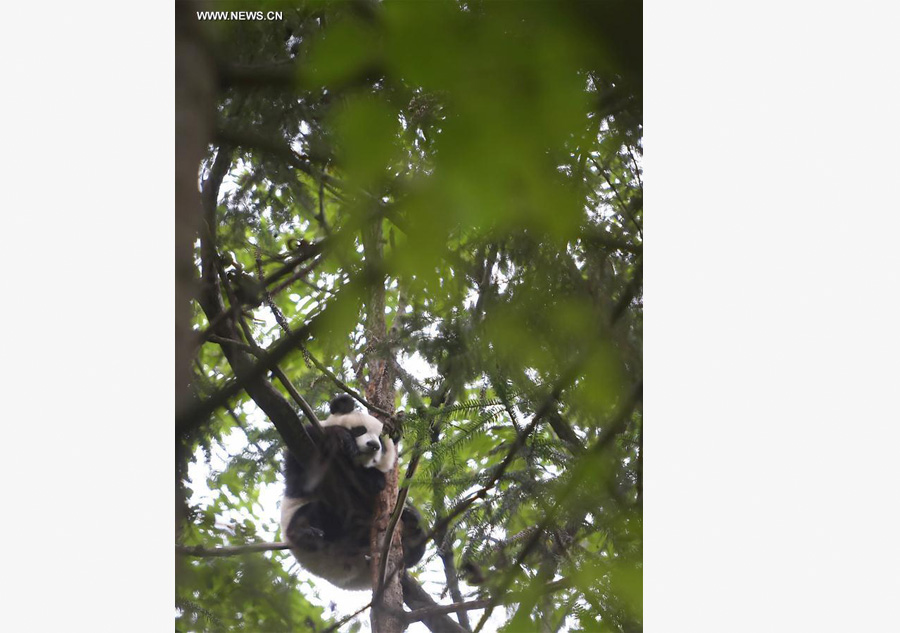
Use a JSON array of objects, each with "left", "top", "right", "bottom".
[{"left": 280, "top": 394, "right": 427, "bottom": 590}]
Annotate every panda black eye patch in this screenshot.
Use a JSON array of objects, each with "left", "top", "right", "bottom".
[{"left": 349, "top": 426, "right": 368, "bottom": 437}]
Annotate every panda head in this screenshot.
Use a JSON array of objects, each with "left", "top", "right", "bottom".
[{"left": 323, "top": 395, "right": 396, "bottom": 473}]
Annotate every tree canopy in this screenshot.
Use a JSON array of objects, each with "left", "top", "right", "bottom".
[{"left": 176, "top": 1, "right": 642, "bottom": 631}]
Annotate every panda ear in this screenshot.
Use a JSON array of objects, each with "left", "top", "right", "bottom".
[
  {"left": 329, "top": 394, "right": 356, "bottom": 415},
  {"left": 374, "top": 436, "right": 396, "bottom": 473}
]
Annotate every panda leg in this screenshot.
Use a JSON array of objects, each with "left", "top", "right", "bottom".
[
  {"left": 286, "top": 504, "right": 327, "bottom": 551},
  {"left": 400, "top": 505, "right": 427, "bottom": 568}
]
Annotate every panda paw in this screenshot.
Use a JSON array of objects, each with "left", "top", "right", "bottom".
[
  {"left": 401, "top": 506, "right": 427, "bottom": 568},
  {"left": 323, "top": 425, "right": 361, "bottom": 458},
  {"left": 287, "top": 525, "right": 327, "bottom": 551}
]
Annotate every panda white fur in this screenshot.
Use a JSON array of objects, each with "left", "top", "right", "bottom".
[{"left": 280, "top": 394, "right": 426, "bottom": 590}]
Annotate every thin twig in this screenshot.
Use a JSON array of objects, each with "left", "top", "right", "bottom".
[
  {"left": 404, "top": 577, "right": 573, "bottom": 624},
  {"left": 191, "top": 293, "right": 246, "bottom": 351},
  {"left": 308, "top": 347, "right": 394, "bottom": 419},
  {"left": 254, "top": 250, "right": 393, "bottom": 421},
  {"left": 374, "top": 478, "right": 412, "bottom": 603},
  {"left": 322, "top": 600, "right": 373, "bottom": 633},
  {"left": 269, "top": 255, "right": 325, "bottom": 296},
  {"left": 317, "top": 177, "right": 331, "bottom": 234},
  {"left": 220, "top": 257, "right": 322, "bottom": 434},
  {"left": 207, "top": 335, "right": 255, "bottom": 353},
  {"left": 471, "top": 381, "right": 643, "bottom": 633},
  {"left": 626, "top": 144, "right": 643, "bottom": 189},
  {"left": 192, "top": 359, "right": 269, "bottom": 456},
  {"left": 610, "top": 259, "right": 643, "bottom": 324},
  {"left": 423, "top": 361, "right": 583, "bottom": 546},
  {"left": 299, "top": 276, "right": 336, "bottom": 296},
  {"left": 592, "top": 155, "right": 642, "bottom": 239}
]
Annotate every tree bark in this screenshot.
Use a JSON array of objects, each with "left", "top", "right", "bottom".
[
  {"left": 363, "top": 219, "right": 405, "bottom": 633},
  {"left": 175, "top": 1, "right": 215, "bottom": 535}
]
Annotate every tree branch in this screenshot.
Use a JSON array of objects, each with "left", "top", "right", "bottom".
[
  {"left": 304, "top": 346, "right": 394, "bottom": 419},
  {"left": 374, "top": 475, "right": 412, "bottom": 605},
  {"left": 404, "top": 600, "right": 490, "bottom": 624},
  {"left": 218, "top": 60, "right": 299, "bottom": 89},
  {"left": 214, "top": 125, "right": 345, "bottom": 195},
  {"left": 401, "top": 573, "right": 467, "bottom": 633},
  {"left": 221, "top": 256, "right": 323, "bottom": 433},
  {"left": 176, "top": 542, "right": 289, "bottom": 557},
  {"left": 183, "top": 145, "right": 319, "bottom": 462},
  {"left": 254, "top": 250, "right": 394, "bottom": 421}
]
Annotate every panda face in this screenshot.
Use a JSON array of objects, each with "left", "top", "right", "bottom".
[
  {"left": 322, "top": 409, "right": 397, "bottom": 473},
  {"left": 348, "top": 423, "right": 385, "bottom": 468}
]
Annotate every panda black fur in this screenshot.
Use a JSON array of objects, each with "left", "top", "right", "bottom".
[{"left": 280, "top": 394, "right": 427, "bottom": 590}]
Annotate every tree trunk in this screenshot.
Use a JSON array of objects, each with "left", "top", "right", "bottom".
[
  {"left": 363, "top": 219, "right": 405, "bottom": 633},
  {"left": 175, "top": 1, "right": 215, "bottom": 535}
]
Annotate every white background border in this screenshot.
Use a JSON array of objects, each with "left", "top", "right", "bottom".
[
  {"left": 2, "top": 2, "right": 174, "bottom": 630},
  {"left": 645, "top": 1, "right": 900, "bottom": 630}
]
